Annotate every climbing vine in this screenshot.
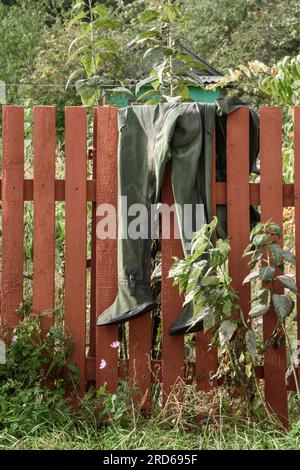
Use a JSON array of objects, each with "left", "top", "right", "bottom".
[{"left": 169, "top": 218, "right": 299, "bottom": 420}]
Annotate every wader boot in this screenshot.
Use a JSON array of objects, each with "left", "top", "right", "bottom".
[
  {"left": 97, "top": 102, "right": 216, "bottom": 327},
  {"left": 169, "top": 97, "right": 260, "bottom": 334}
]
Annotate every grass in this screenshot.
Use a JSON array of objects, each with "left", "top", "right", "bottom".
[
  {"left": 2, "top": 418, "right": 300, "bottom": 450},
  {"left": 1, "top": 385, "right": 300, "bottom": 451}
]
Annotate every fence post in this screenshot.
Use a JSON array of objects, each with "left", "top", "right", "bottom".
[
  {"left": 65, "top": 106, "right": 87, "bottom": 396},
  {"left": 161, "top": 164, "right": 185, "bottom": 402},
  {"left": 294, "top": 107, "right": 300, "bottom": 387},
  {"left": 33, "top": 106, "right": 56, "bottom": 334},
  {"left": 1, "top": 106, "right": 24, "bottom": 332},
  {"left": 95, "top": 107, "right": 119, "bottom": 392},
  {"left": 260, "top": 107, "right": 288, "bottom": 426}
]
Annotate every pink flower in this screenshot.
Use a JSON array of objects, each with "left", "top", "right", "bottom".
[
  {"left": 99, "top": 359, "right": 107, "bottom": 369},
  {"left": 11, "top": 335, "right": 17, "bottom": 343},
  {"left": 110, "top": 340, "right": 120, "bottom": 349}
]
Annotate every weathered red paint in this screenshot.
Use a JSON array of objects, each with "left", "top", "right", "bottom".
[
  {"left": 95, "top": 107, "right": 119, "bottom": 392},
  {"left": 260, "top": 107, "right": 288, "bottom": 426},
  {"left": 1, "top": 106, "right": 24, "bottom": 331},
  {"left": 33, "top": 106, "right": 56, "bottom": 333},
  {"left": 65, "top": 106, "right": 87, "bottom": 396}
]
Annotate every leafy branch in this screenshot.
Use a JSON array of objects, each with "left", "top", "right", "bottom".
[
  {"left": 129, "top": 0, "right": 205, "bottom": 104},
  {"left": 66, "top": 0, "right": 122, "bottom": 105}
]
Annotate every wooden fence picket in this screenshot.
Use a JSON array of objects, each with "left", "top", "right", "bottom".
[
  {"left": 227, "top": 107, "right": 251, "bottom": 329},
  {"left": 95, "top": 106, "right": 119, "bottom": 393},
  {"left": 260, "top": 107, "right": 288, "bottom": 426},
  {"left": 33, "top": 106, "right": 56, "bottom": 333},
  {"left": 295, "top": 107, "right": 300, "bottom": 386},
  {"left": 196, "top": 131, "right": 218, "bottom": 391},
  {"left": 65, "top": 106, "right": 87, "bottom": 395},
  {"left": 161, "top": 164, "right": 185, "bottom": 401},
  {"left": 1, "top": 106, "right": 24, "bottom": 331}
]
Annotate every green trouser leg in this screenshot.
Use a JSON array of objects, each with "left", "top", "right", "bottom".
[
  {"left": 97, "top": 103, "right": 215, "bottom": 329},
  {"left": 168, "top": 104, "right": 216, "bottom": 335}
]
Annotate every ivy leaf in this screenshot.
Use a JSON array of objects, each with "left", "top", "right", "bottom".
[
  {"left": 277, "top": 275, "right": 299, "bottom": 294},
  {"left": 272, "top": 294, "right": 294, "bottom": 322},
  {"left": 259, "top": 266, "right": 276, "bottom": 282},
  {"left": 249, "top": 303, "right": 270, "bottom": 318},
  {"left": 243, "top": 271, "right": 259, "bottom": 284},
  {"left": 245, "top": 330, "right": 257, "bottom": 361},
  {"left": 219, "top": 320, "right": 237, "bottom": 345}
]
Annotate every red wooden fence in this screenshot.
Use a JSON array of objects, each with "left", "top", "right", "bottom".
[{"left": 1, "top": 104, "right": 299, "bottom": 426}]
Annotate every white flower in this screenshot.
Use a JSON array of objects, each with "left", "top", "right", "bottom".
[
  {"left": 99, "top": 359, "right": 107, "bottom": 369},
  {"left": 11, "top": 336, "right": 18, "bottom": 343}
]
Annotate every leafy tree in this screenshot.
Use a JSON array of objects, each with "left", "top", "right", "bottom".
[
  {"left": 0, "top": 1, "right": 47, "bottom": 103},
  {"left": 67, "top": 0, "right": 123, "bottom": 105},
  {"left": 184, "top": 0, "right": 300, "bottom": 71}
]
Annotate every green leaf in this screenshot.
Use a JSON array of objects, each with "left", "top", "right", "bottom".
[
  {"left": 68, "top": 11, "right": 86, "bottom": 28},
  {"left": 193, "top": 306, "right": 212, "bottom": 321},
  {"left": 242, "top": 271, "right": 259, "bottom": 284},
  {"left": 136, "top": 89, "right": 158, "bottom": 102},
  {"left": 92, "top": 4, "right": 107, "bottom": 17},
  {"left": 277, "top": 275, "right": 299, "bottom": 294},
  {"left": 75, "top": 78, "right": 99, "bottom": 102},
  {"left": 251, "top": 288, "right": 269, "bottom": 304},
  {"left": 253, "top": 233, "right": 269, "bottom": 248},
  {"left": 162, "top": 4, "right": 179, "bottom": 23},
  {"left": 248, "top": 251, "right": 263, "bottom": 269},
  {"left": 109, "top": 87, "right": 134, "bottom": 98},
  {"left": 245, "top": 330, "right": 256, "bottom": 361},
  {"left": 282, "top": 250, "right": 296, "bottom": 264},
  {"left": 249, "top": 303, "right": 270, "bottom": 318},
  {"left": 219, "top": 320, "right": 237, "bottom": 345},
  {"left": 259, "top": 266, "right": 276, "bottom": 282},
  {"left": 201, "top": 275, "right": 219, "bottom": 286},
  {"left": 81, "top": 55, "right": 95, "bottom": 76},
  {"left": 269, "top": 243, "right": 284, "bottom": 266},
  {"left": 222, "top": 298, "right": 233, "bottom": 315},
  {"left": 203, "top": 310, "right": 216, "bottom": 334},
  {"left": 268, "top": 222, "right": 282, "bottom": 237},
  {"left": 66, "top": 69, "right": 82, "bottom": 90},
  {"left": 135, "top": 75, "right": 158, "bottom": 95},
  {"left": 272, "top": 294, "right": 294, "bottom": 322},
  {"left": 139, "top": 9, "right": 160, "bottom": 24},
  {"left": 136, "top": 30, "right": 160, "bottom": 43}
]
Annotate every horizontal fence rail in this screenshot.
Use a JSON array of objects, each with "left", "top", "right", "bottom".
[{"left": 1, "top": 104, "right": 300, "bottom": 426}]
